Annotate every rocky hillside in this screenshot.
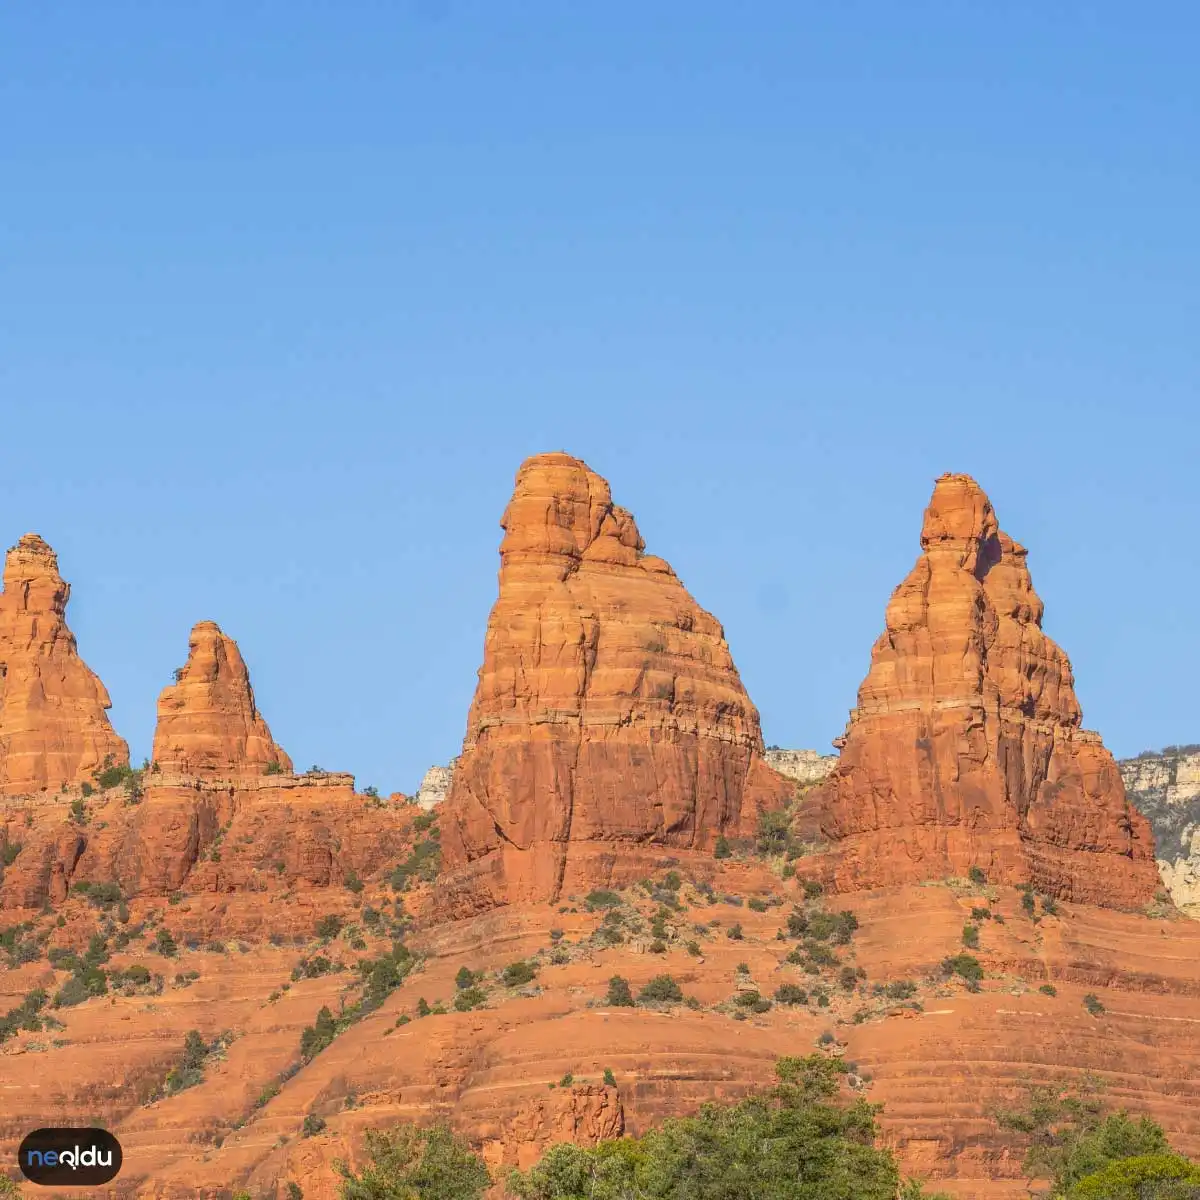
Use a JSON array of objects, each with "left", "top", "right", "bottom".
[
  {"left": 1, "top": 462, "right": 1198, "bottom": 1200},
  {"left": 1120, "top": 746, "right": 1200, "bottom": 917}
]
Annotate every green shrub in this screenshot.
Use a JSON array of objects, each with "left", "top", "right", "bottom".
[
  {"left": 775, "top": 983, "right": 808, "bottom": 1005},
  {"left": 1039, "top": 983, "right": 1058, "bottom": 996},
  {"left": 502, "top": 960, "right": 537, "bottom": 987},
  {"left": 154, "top": 929, "right": 178, "bottom": 957},
  {"left": 344, "top": 869, "right": 364, "bottom": 894},
  {"left": 165, "top": 1029, "right": 211, "bottom": 1094},
  {"left": 713, "top": 835, "right": 732, "bottom": 860},
  {"left": 968, "top": 865, "right": 987, "bottom": 885},
  {"left": 334, "top": 1123, "right": 490, "bottom": 1199},
  {"left": 962, "top": 923, "right": 980, "bottom": 949},
  {"left": 389, "top": 838, "right": 442, "bottom": 890},
  {"left": 885, "top": 980, "right": 917, "bottom": 1000},
  {"left": 585, "top": 889, "right": 622, "bottom": 910},
  {"left": 802, "top": 880, "right": 824, "bottom": 899},
  {"left": 638, "top": 975, "right": 683, "bottom": 1005},
  {"left": 1083, "top": 993, "right": 1105, "bottom": 1017},
  {"left": 300, "top": 1006, "right": 337, "bottom": 1060},
  {"left": 970, "top": 906, "right": 992, "bottom": 921},
  {"left": 726, "top": 923, "right": 743, "bottom": 940},
  {"left": 605, "top": 976, "right": 635, "bottom": 1007},
  {"left": 748, "top": 897, "right": 768, "bottom": 912},
  {"left": 455, "top": 966, "right": 477, "bottom": 990},
  {"left": 302, "top": 1113, "right": 327, "bottom": 1138},
  {"left": 941, "top": 953, "right": 983, "bottom": 988},
  {"left": 603, "top": 1068, "right": 616, "bottom": 1087},
  {"left": 453, "top": 987, "right": 487, "bottom": 1013},
  {"left": 1, "top": 842, "right": 21, "bottom": 867},
  {"left": 315, "top": 914, "right": 344, "bottom": 940}
]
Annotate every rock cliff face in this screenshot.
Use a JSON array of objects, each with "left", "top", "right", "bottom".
[
  {"left": 152, "top": 621, "right": 292, "bottom": 778},
  {"left": 0, "top": 533, "right": 128, "bottom": 795},
  {"left": 415, "top": 762, "right": 455, "bottom": 812},
  {"left": 1121, "top": 747, "right": 1200, "bottom": 916},
  {"left": 438, "top": 452, "right": 792, "bottom": 912},
  {"left": 808, "top": 474, "right": 1159, "bottom": 910}
]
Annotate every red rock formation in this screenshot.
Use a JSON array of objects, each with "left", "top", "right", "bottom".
[
  {"left": 0, "top": 533, "right": 128, "bottom": 794},
  {"left": 152, "top": 620, "right": 292, "bottom": 778},
  {"left": 809, "top": 473, "right": 1159, "bottom": 909},
  {"left": 439, "top": 452, "right": 791, "bottom": 912}
]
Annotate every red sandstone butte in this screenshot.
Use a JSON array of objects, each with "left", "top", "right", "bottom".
[
  {"left": 808, "top": 473, "right": 1159, "bottom": 909},
  {"left": 152, "top": 620, "right": 293, "bottom": 777},
  {"left": 0, "top": 533, "right": 128, "bottom": 795},
  {"left": 437, "top": 452, "right": 792, "bottom": 912}
]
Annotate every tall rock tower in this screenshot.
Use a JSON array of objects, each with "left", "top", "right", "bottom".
[
  {"left": 809, "top": 474, "right": 1159, "bottom": 909},
  {"left": 0, "top": 533, "right": 128, "bottom": 794},
  {"left": 438, "top": 452, "right": 791, "bottom": 912},
  {"left": 152, "top": 620, "right": 292, "bottom": 778}
]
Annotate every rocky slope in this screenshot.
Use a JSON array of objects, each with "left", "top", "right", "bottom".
[
  {"left": 0, "top": 533, "right": 129, "bottom": 795},
  {"left": 153, "top": 621, "right": 292, "bottom": 778},
  {"left": 1121, "top": 747, "right": 1200, "bottom": 917},
  {"left": 437, "top": 452, "right": 792, "bottom": 913},
  {"left": 806, "top": 474, "right": 1159, "bottom": 910}
]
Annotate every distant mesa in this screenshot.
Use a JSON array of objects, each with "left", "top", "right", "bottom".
[
  {"left": 0, "top": 533, "right": 129, "bottom": 795},
  {"left": 437, "top": 451, "right": 792, "bottom": 913},
  {"left": 152, "top": 620, "right": 293, "bottom": 779},
  {"left": 807, "top": 473, "right": 1160, "bottom": 910},
  {"left": 763, "top": 747, "right": 837, "bottom": 787}
]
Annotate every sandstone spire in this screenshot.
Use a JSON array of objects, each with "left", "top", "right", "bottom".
[
  {"left": 0, "top": 533, "right": 129, "bottom": 794},
  {"left": 809, "top": 473, "right": 1159, "bottom": 909},
  {"left": 152, "top": 621, "right": 292, "bottom": 778},
  {"left": 438, "top": 452, "right": 791, "bottom": 912}
]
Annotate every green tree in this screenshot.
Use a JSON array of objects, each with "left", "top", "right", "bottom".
[
  {"left": 336, "top": 1123, "right": 490, "bottom": 1200},
  {"left": 604, "top": 976, "right": 634, "bottom": 1007},
  {"left": 997, "top": 1080, "right": 1177, "bottom": 1195},
  {"left": 1065, "top": 1153, "right": 1200, "bottom": 1199},
  {"left": 508, "top": 1056, "right": 949, "bottom": 1199}
]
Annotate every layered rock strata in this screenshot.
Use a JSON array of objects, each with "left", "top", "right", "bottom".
[
  {"left": 808, "top": 473, "right": 1159, "bottom": 909},
  {"left": 0, "top": 533, "right": 128, "bottom": 794},
  {"left": 763, "top": 747, "right": 838, "bottom": 787},
  {"left": 438, "top": 452, "right": 791, "bottom": 911},
  {"left": 152, "top": 620, "right": 292, "bottom": 778},
  {"left": 1121, "top": 747, "right": 1200, "bottom": 916}
]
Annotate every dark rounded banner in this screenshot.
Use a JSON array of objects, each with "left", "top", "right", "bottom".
[{"left": 18, "top": 1128, "right": 123, "bottom": 1186}]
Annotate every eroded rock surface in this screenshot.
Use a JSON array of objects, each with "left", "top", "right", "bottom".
[
  {"left": 764, "top": 748, "right": 838, "bottom": 787},
  {"left": 438, "top": 452, "right": 791, "bottom": 912},
  {"left": 1121, "top": 747, "right": 1200, "bottom": 916},
  {"left": 0, "top": 533, "right": 128, "bottom": 795},
  {"left": 152, "top": 621, "right": 292, "bottom": 778},
  {"left": 808, "top": 474, "right": 1159, "bottom": 910},
  {"left": 415, "top": 762, "right": 455, "bottom": 812}
]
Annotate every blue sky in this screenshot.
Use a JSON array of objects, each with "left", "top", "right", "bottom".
[{"left": 3, "top": 2, "right": 1197, "bottom": 792}]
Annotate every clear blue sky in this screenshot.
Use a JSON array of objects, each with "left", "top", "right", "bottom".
[{"left": 3, "top": 3, "right": 1197, "bottom": 792}]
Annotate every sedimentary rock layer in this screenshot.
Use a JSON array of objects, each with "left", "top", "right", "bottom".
[
  {"left": 808, "top": 473, "right": 1159, "bottom": 910},
  {"left": 438, "top": 452, "right": 791, "bottom": 911},
  {"left": 0, "top": 533, "right": 128, "bottom": 794}
]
